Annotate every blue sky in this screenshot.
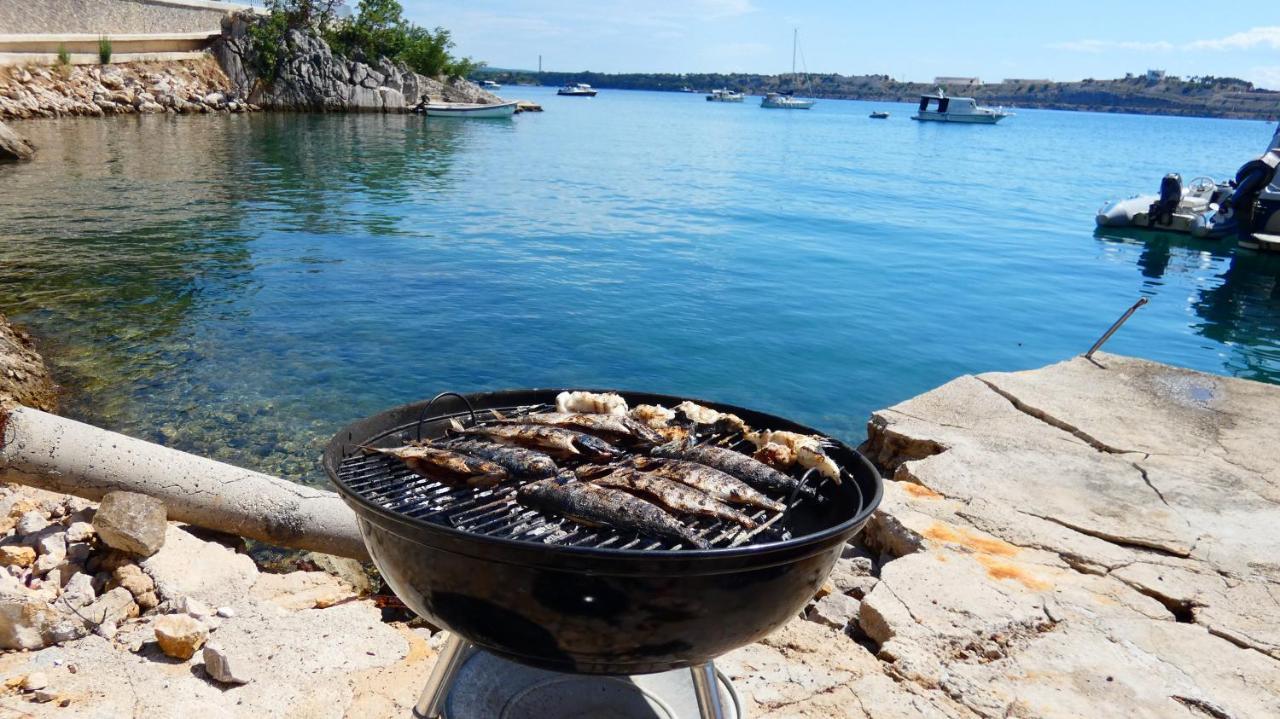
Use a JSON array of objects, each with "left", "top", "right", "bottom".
[{"left": 397, "top": 1, "right": 1280, "bottom": 88}]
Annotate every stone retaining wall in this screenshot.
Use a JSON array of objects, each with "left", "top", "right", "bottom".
[{"left": 0, "top": 0, "right": 247, "bottom": 36}]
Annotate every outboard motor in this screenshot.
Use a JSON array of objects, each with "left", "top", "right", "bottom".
[
  {"left": 1219, "top": 149, "right": 1280, "bottom": 238},
  {"left": 1147, "top": 173, "right": 1182, "bottom": 226}
]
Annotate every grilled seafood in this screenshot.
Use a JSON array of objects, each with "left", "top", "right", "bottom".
[
  {"left": 651, "top": 439, "right": 813, "bottom": 498},
  {"left": 632, "top": 456, "right": 784, "bottom": 512},
  {"left": 499, "top": 412, "right": 663, "bottom": 447},
  {"left": 630, "top": 404, "right": 676, "bottom": 429},
  {"left": 362, "top": 445, "right": 508, "bottom": 487},
  {"left": 451, "top": 419, "right": 621, "bottom": 461},
  {"left": 587, "top": 467, "right": 758, "bottom": 529},
  {"left": 444, "top": 439, "right": 559, "bottom": 479},
  {"left": 753, "top": 442, "right": 795, "bottom": 469},
  {"left": 555, "top": 391, "right": 629, "bottom": 416},
  {"left": 746, "top": 430, "right": 841, "bottom": 483},
  {"left": 675, "top": 401, "right": 750, "bottom": 436},
  {"left": 518, "top": 476, "right": 709, "bottom": 549}
]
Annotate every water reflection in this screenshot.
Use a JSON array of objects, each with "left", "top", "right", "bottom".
[
  {"left": 1096, "top": 228, "right": 1280, "bottom": 383},
  {"left": 0, "top": 113, "right": 469, "bottom": 482}
]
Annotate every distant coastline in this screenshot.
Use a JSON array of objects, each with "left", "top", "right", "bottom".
[{"left": 487, "top": 70, "right": 1280, "bottom": 121}]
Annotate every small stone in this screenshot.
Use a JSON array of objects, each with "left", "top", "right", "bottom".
[
  {"left": 0, "top": 545, "right": 36, "bottom": 567},
  {"left": 154, "top": 614, "right": 208, "bottom": 660},
  {"left": 174, "top": 596, "right": 212, "bottom": 619},
  {"left": 32, "top": 689, "right": 57, "bottom": 703},
  {"left": 65, "top": 522, "right": 95, "bottom": 543},
  {"left": 203, "top": 92, "right": 225, "bottom": 105},
  {"left": 806, "top": 592, "right": 861, "bottom": 629},
  {"left": 62, "top": 572, "right": 96, "bottom": 608},
  {"left": 35, "top": 532, "right": 67, "bottom": 561},
  {"left": 135, "top": 591, "right": 159, "bottom": 611},
  {"left": 22, "top": 672, "right": 48, "bottom": 691},
  {"left": 92, "top": 492, "right": 167, "bottom": 557},
  {"left": 111, "top": 563, "right": 154, "bottom": 597},
  {"left": 203, "top": 643, "right": 251, "bottom": 685},
  {"left": 215, "top": 606, "right": 235, "bottom": 619},
  {"left": 15, "top": 511, "right": 48, "bottom": 536},
  {"left": 83, "top": 586, "right": 139, "bottom": 628}
]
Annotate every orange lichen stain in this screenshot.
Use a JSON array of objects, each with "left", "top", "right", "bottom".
[
  {"left": 976, "top": 554, "right": 1052, "bottom": 592},
  {"left": 902, "top": 483, "right": 943, "bottom": 500},
  {"left": 922, "top": 522, "right": 1019, "bottom": 557}
]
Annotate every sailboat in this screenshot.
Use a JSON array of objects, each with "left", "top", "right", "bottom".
[{"left": 761, "top": 29, "right": 816, "bottom": 109}]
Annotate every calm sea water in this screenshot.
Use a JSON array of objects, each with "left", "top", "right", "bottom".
[{"left": 2, "top": 88, "right": 1278, "bottom": 484}]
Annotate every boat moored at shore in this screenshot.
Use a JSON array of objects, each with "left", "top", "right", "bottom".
[
  {"left": 422, "top": 101, "right": 519, "bottom": 118},
  {"left": 761, "top": 92, "right": 815, "bottom": 109},
  {"left": 557, "top": 83, "right": 598, "bottom": 97},
  {"left": 911, "top": 89, "right": 1009, "bottom": 123},
  {"left": 1097, "top": 122, "right": 1280, "bottom": 249}
]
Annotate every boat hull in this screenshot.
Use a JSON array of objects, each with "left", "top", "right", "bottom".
[
  {"left": 423, "top": 101, "right": 518, "bottom": 118},
  {"left": 911, "top": 111, "right": 1004, "bottom": 124},
  {"left": 557, "top": 90, "right": 598, "bottom": 97},
  {"left": 761, "top": 99, "right": 815, "bottom": 109},
  {"left": 1095, "top": 194, "right": 1236, "bottom": 239}
]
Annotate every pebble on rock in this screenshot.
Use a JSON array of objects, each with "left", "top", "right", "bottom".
[
  {"left": 15, "top": 511, "right": 48, "bottom": 536},
  {"left": 203, "top": 644, "right": 251, "bottom": 685},
  {"left": 92, "top": 492, "right": 167, "bottom": 558},
  {"left": 154, "top": 613, "right": 209, "bottom": 660}
]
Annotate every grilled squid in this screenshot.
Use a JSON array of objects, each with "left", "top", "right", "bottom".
[
  {"left": 745, "top": 430, "right": 841, "bottom": 484},
  {"left": 555, "top": 391, "right": 629, "bottom": 416}
]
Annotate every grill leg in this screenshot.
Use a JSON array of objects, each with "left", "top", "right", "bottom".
[
  {"left": 414, "top": 633, "right": 473, "bottom": 719},
  {"left": 690, "top": 661, "right": 729, "bottom": 719}
]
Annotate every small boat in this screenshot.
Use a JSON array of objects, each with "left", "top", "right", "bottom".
[
  {"left": 481, "top": 80, "right": 501, "bottom": 90},
  {"left": 911, "top": 88, "right": 1009, "bottom": 123},
  {"left": 422, "top": 101, "right": 518, "bottom": 119},
  {"left": 680, "top": 86, "right": 695, "bottom": 93},
  {"left": 706, "top": 89, "right": 744, "bottom": 103},
  {"left": 761, "top": 30, "right": 816, "bottom": 110},
  {"left": 761, "top": 92, "right": 814, "bottom": 110},
  {"left": 1098, "top": 123, "right": 1280, "bottom": 245},
  {"left": 870, "top": 111, "right": 890, "bottom": 119},
  {"left": 557, "top": 83, "right": 598, "bottom": 97}
]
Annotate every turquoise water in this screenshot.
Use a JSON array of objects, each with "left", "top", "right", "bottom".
[{"left": 2, "top": 88, "right": 1278, "bottom": 483}]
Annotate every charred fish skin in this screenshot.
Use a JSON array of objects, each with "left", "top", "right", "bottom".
[
  {"left": 444, "top": 439, "right": 559, "bottom": 479},
  {"left": 364, "top": 445, "right": 508, "bottom": 487},
  {"left": 650, "top": 441, "right": 813, "bottom": 499},
  {"left": 500, "top": 412, "right": 663, "bottom": 448},
  {"left": 632, "top": 457, "right": 784, "bottom": 512},
  {"left": 455, "top": 422, "right": 622, "bottom": 461},
  {"left": 518, "top": 477, "right": 710, "bottom": 549},
  {"left": 590, "top": 469, "right": 758, "bottom": 529}
]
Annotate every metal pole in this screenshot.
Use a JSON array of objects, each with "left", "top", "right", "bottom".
[
  {"left": 414, "top": 633, "right": 474, "bottom": 718},
  {"left": 690, "top": 661, "right": 728, "bottom": 719},
  {"left": 1085, "top": 297, "right": 1149, "bottom": 359}
]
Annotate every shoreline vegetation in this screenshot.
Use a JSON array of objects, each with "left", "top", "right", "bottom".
[{"left": 487, "top": 70, "right": 1280, "bottom": 120}]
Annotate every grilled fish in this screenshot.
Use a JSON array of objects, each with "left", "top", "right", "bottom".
[
  {"left": 502, "top": 412, "right": 664, "bottom": 447},
  {"left": 632, "top": 456, "right": 784, "bottom": 512},
  {"left": 452, "top": 420, "right": 621, "bottom": 461},
  {"left": 555, "top": 391, "right": 629, "bottom": 416},
  {"left": 444, "top": 438, "right": 559, "bottom": 479},
  {"left": 746, "top": 430, "right": 841, "bottom": 483},
  {"left": 589, "top": 467, "right": 757, "bottom": 529},
  {"left": 650, "top": 440, "right": 813, "bottom": 499},
  {"left": 675, "top": 401, "right": 751, "bottom": 436},
  {"left": 518, "top": 476, "right": 709, "bottom": 549},
  {"left": 362, "top": 445, "right": 508, "bottom": 487}
]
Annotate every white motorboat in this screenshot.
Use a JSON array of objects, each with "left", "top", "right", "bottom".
[
  {"left": 481, "top": 80, "right": 501, "bottom": 90},
  {"left": 1098, "top": 122, "right": 1280, "bottom": 247},
  {"left": 761, "top": 29, "right": 816, "bottom": 110},
  {"left": 911, "top": 89, "right": 1009, "bottom": 123},
  {"left": 422, "top": 101, "right": 518, "bottom": 118},
  {"left": 557, "top": 83, "right": 598, "bottom": 97},
  {"left": 706, "top": 88, "right": 744, "bottom": 103}
]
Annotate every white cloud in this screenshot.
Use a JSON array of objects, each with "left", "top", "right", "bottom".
[
  {"left": 1189, "top": 26, "right": 1280, "bottom": 51},
  {"left": 693, "top": 0, "right": 757, "bottom": 19},
  {"left": 1249, "top": 66, "right": 1280, "bottom": 90},
  {"left": 1054, "top": 26, "right": 1280, "bottom": 54}
]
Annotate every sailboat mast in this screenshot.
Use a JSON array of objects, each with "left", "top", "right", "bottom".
[{"left": 791, "top": 28, "right": 797, "bottom": 79}]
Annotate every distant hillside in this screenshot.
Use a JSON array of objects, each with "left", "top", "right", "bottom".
[{"left": 483, "top": 70, "right": 1280, "bottom": 120}]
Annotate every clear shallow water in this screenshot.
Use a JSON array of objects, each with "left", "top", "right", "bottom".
[{"left": 2, "top": 88, "right": 1278, "bottom": 484}]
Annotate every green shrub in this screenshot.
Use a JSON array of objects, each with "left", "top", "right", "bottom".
[
  {"left": 98, "top": 36, "right": 112, "bottom": 64},
  {"left": 56, "top": 44, "right": 70, "bottom": 67}
]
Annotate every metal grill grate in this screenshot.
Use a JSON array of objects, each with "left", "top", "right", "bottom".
[{"left": 335, "top": 404, "right": 834, "bottom": 552}]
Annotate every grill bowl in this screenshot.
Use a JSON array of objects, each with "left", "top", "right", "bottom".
[{"left": 324, "top": 389, "right": 882, "bottom": 674}]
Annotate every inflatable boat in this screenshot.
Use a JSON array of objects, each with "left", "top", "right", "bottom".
[{"left": 1097, "top": 123, "right": 1280, "bottom": 246}]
